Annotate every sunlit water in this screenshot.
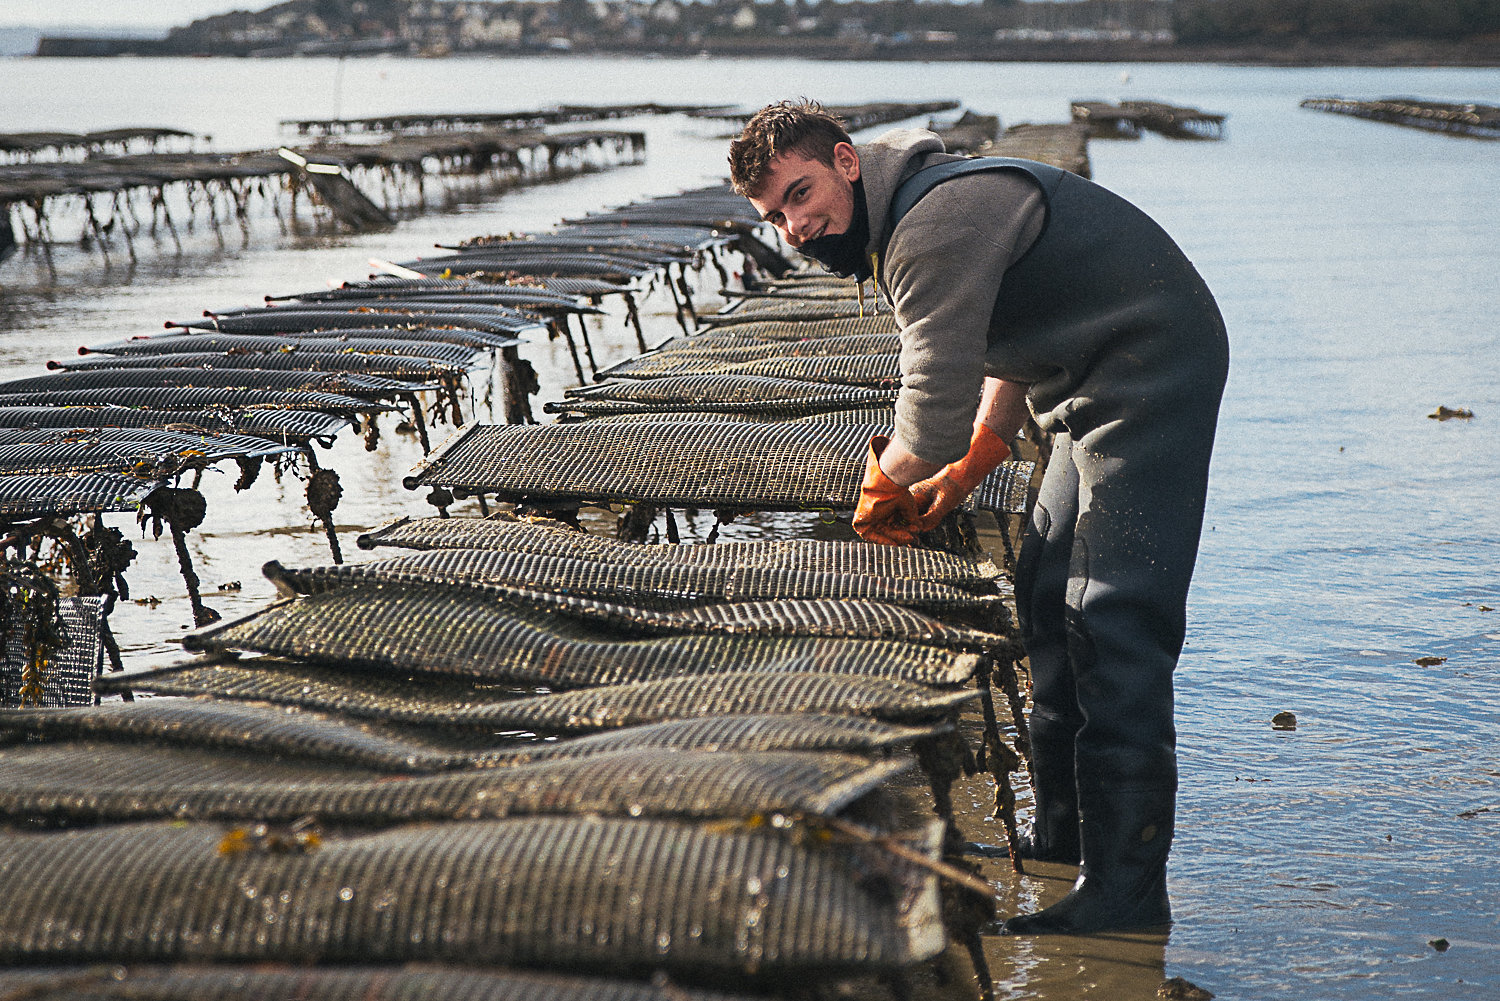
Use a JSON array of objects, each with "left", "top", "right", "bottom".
[{"left": 1, "top": 56, "right": 1497, "bottom": 1000}]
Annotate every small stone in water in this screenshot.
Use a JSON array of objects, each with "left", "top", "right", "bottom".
[
  {"left": 1271, "top": 711, "right": 1297, "bottom": 731},
  {"left": 1429, "top": 938, "right": 1450, "bottom": 952},
  {"left": 1414, "top": 655, "right": 1447, "bottom": 667},
  {"left": 1158, "top": 976, "right": 1214, "bottom": 1000}
]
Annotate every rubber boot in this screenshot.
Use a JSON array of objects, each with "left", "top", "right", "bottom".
[
  {"left": 1001, "top": 781, "right": 1174, "bottom": 935},
  {"left": 1013, "top": 728, "right": 1081, "bottom": 863}
]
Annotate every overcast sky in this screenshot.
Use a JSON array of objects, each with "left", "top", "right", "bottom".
[{"left": 0, "top": 2, "right": 260, "bottom": 30}]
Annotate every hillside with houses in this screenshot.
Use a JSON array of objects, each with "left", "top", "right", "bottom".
[{"left": 31, "top": 0, "right": 1500, "bottom": 64}]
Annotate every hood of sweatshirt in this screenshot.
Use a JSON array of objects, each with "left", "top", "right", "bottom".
[{"left": 854, "top": 128, "right": 955, "bottom": 262}]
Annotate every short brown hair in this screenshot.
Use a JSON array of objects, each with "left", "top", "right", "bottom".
[{"left": 728, "top": 99, "right": 852, "bottom": 197}]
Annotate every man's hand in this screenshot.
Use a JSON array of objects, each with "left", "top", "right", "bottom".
[
  {"left": 910, "top": 423, "right": 1012, "bottom": 531},
  {"left": 853, "top": 436, "right": 921, "bottom": 546}
]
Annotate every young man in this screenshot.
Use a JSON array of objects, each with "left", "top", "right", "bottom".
[{"left": 729, "top": 100, "right": 1229, "bottom": 935}]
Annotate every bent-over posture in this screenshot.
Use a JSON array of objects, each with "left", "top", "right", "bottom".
[{"left": 729, "top": 100, "right": 1229, "bottom": 935}]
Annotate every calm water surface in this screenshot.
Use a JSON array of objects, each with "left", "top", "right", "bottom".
[{"left": 1, "top": 56, "right": 1497, "bottom": 1000}]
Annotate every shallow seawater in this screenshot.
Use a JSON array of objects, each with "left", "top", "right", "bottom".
[{"left": 1, "top": 56, "right": 1497, "bottom": 1000}]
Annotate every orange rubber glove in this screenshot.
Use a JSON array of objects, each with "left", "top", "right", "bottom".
[
  {"left": 852, "top": 435, "right": 920, "bottom": 546},
  {"left": 910, "top": 423, "right": 1012, "bottom": 532}
]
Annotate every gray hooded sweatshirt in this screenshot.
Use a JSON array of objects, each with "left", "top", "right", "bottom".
[{"left": 856, "top": 128, "right": 1046, "bottom": 466}]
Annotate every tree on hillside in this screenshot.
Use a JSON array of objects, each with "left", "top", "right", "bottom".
[{"left": 1174, "top": 0, "right": 1500, "bottom": 43}]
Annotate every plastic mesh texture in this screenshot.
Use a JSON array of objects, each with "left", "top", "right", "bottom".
[
  {"left": 0, "top": 699, "right": 485, "bottom": 772},
  {"left": 179, "top": 581, "right": 982, "bottom": 688},
  {"left": 752, "top": 274, "right": 865, "bottom": 292},
  {"left": 82, "top": 332, "right": 482, "bottom": 364},
  {"left": 0, "top": 405, "right": 350, "bottom": 442},
  {"left": 572, "top": 408, "right": 901, "bottom": 427},
  {"left": 1, "top": 596, "right": 107, "bottom": 708},
  {"left": 606, "top": 331, "right": 901, "bottom": 364},
  {"left": 357, "top": 516, "right": 1004, "bottom": 586},
  {"left": 405, "top": 421, "right": 1032, "bottom": 516},
  {"left": 398, "top": 252, "right": 662, "bottom": 281},
  {"left": 97, "top": 661, "right": 976, "bottom": 730},
  {"left": 462, "top": 236, "right": 704, "bottom": 258},
  {"left": 1, "top": 701, "right": 937, "bottom": 768},
  {"left": 58, "top": 351, "right": 466, "bottom": 380},
  {"left": 175, "top": 325, "right": 527, "bottom": 350},
  {"left": 550, "top": 375, "right": 897, "bottom": 418},
  {"left": 177, "top": 309, "right": 539, "bottom": 337},
  {"left": 573, "top": 198, "right": 761, "bottom": 229},
  {"left": 597, "top": 352, "right": 899, "bottom": 387},
  {"left": 272, "top": 557, "right": 1011, "bottom": 642},
  {"left": 0, "top": 742, "right": 907, "bottom": 826},
  {"left": 0, "top": 386, "right": 386, "bottom": 413},
  {"left": 546, "top": 222, "right": 737, "bottom": 249},
  {"left": 0, "top": 816, "right": 945, "bottom": 974},
  {"left": 0, "top": 966, "right": 763, "bottom": 1001},
  {"left": 683, "top": 315, "right": 898, "bottom": 340},
  {"left": 0, "top": 472, "right": 160, "bottom": 518},
  {"left": 406, "top": 420, "right": 873, "bottom": 509},
  {"left": 288, "top": 546, "right": 1007, "bottom": 620},
  {"left": 92, "top": 659, "right": 570, "bottom": 727},
  {"left": 494, "top": 713, "right": 942, "bottom": 761},
  {"left": 0, "top": 367, "right": 412, "bottom": 396},
  {"left": 725, "top": 283, "right": 864, "bottom": 301},
  {"left": 468, "top": 276, "right": 625, "bottom": 297},
  {"left": 286, "top": 277, "right": 597, "bottom": 310},
  {"left": 213, "top": 301, "right": 537, "bottom": 321},
  {"left": 700, "top": 301, "right": 883, "bottom": 327},
  {"left": 0, "top": 428, "right": 295, "bottom": 476},
  {"left": 441, "top": 672, "right": 978, "bottom": 733}
]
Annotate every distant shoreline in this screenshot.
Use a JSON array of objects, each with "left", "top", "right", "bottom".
[
  {"left": 22, "top": 36, "right": 1500, "bottom": 68},
  {"left": 672, "top": 36, "right": 1500, "bottom": 67}
]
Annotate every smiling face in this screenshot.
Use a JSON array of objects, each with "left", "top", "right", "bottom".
[{"left": 746, "top": 142, "right": 862, "bottom": 249}]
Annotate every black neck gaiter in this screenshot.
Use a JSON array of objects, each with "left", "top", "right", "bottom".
[{"left": 795, "top": 178, "right": 872, "bottom": 281}]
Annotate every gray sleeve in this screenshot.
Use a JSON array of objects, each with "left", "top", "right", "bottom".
[{"left": 885, "top": 170, "right": 1045, "bottom": 465}]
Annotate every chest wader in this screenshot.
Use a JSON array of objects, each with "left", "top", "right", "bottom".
[{"left": 890, "top": 158, "right": 1228, "bottom": 934}]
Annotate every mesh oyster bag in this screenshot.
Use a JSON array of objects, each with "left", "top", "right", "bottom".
[
  {"left": 0, "top": 742, "right": 908, "bottom": 826},
  {"left": 548, "top": 375, "right": 897, "bottom": 418},
  {"left": 0, "top": 427, "right": 295, "bottom": 477},
  {"left": 179, "top": 580, "right": 983, "bottom": 688},
  {"left": 597, "top": 332, "right": 901, "bottom": 373},
  {"left": 2, "top": 596, "right": 109, "bottom": 709},
  {"left": 404, "top": 421, "right": 1032, "bottom": 516},
  {"left": 356, "top": 516, "right": 1005, "bottom": 590},
  {"left": 684, "top": 315, "right": 898, "bottom": 340},
  {"left": 97, "top": 662, "right": 977, "bottom": 731},
  {"left": 596, "top": 352, "right": 899, "bottom": 387},
  {"left": 0, "top": 386, "right": 387, "bottom": 413},
  {"left": 265, "top": 563, "right": 1011, "bottom": 652},
  {"left": 0, "top": 816, "right": 948, "bottom": 976},
  {"left": 0, "top": 473, "right": 160, "bottom": 519},
  {"left": 0, "top": 698, "right": 486, "bottom": 772},
  {"left": 570, "top": 408, "right": 901, "bottom": 427},
  {"left": 280, "top": 545, "right": 1009, "bottom": 622},
  {"left": 0, "top": 404, "right": 350, "bottom": 443},
  {"left": 12, "top": 699, "right": 942, "bottom": 768},
  {"left": 442, "top": 671, "right": 979, "bottom": 733},
  {"left": 0, "top": 965, "right": 770, "bottom": 1001},
  {"left": 699, "top": 300, "right": 878, "bottom": 327}
]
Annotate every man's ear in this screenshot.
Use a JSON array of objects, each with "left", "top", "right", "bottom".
[{"left": 834, "top": 142, "right": 860, "bottom": 182}]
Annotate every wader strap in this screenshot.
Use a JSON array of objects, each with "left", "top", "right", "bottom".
[{"left": 887, "top": 156, "right": 1066, "bottom": 232}]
